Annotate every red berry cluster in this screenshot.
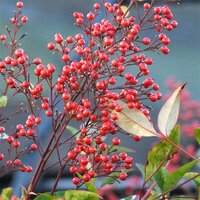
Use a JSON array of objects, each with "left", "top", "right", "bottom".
[{"left": 0, "top": 0, "right": 178, "bottom": 192}]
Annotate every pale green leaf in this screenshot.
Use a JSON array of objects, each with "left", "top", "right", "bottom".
[
  {"left": 0, "top": 96, "right": 8, "bottom": 108},
  {"left": 113, "top": 100, "right": 158, "bottom": 137},
  {"left": 158, "top": 83, "right": 186, "bottom": 135},
  {"left": 64, "top": 190, "right": 100, "bottom": 200},
  {"left": 66, "top": 125, "right": 80, "bottom": 138},
  {"left": 0, "top": 133, "right": 9, "bottom": 139},
  {"left": 120, "top": 195, "right": 137, "bottom": 200}
]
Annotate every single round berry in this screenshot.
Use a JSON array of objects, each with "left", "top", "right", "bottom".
[
  {"left": 21, "top": 16, "right": 28, "bottom": 23},
  {"left": 112, "top": 137, "right": 120, "bottom": 146},
  {"left": 87, "top": 12, "right": 95, "bottom": 21},
  {"left": 133, "top": 135, "right": 141, "bottom": 142},
  {"left": 45, "top": 110, "right": 53, "bottom": 117},
  {"left": 119, "top": 172, "right": 127, "bottom": 181},
  {"left": 72, "top": 177, "right": 80, "bottom": 185},
  {"left": 31, "top": 143, "right": 38, "bottom": 151},
  {"left": 142, "top": 37, "right": 151, "bottom": 45},
  {"left": 0, "top": 153, "right": 4, "bottom": 161},
  {"left": 82, "top": 174, "right": 91, "bottom": 182},
  {"left": 16, "top": 1, "right": 23, "bottom": 8}
]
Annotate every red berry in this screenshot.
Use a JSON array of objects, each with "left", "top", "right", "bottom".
[
  {"left": 70, "top": 166, "right": 77, "bottom": 173},
  {"left": 111, "top": 154, "right": 119, "bottom": 162},
  {"left": 87, "top": 12, "right": 95, "bottom": 21},
  {"left": 67, "top": 151, "right": 76, "bottom": 159},
  {"left": 15, "top": 48, "right": 24, "bottom": 58},
  {"left": 47, "top": 43, "right": 55, "bottom": 50},
  {"left": 0, "top": 34, "right": 6, "bottom": 41},
  {"left": 125, "top": 157, "right": 133, "bottom": 164},
  {"left": 112, "top": 137, "right": 120, "bottom": 146},
  {"left": 16, "top": 1, "right": 23, "bottom": 8},
  {"left": 80, "top": 158, "right": 89, "bottom": 165},
  {"left": 41, "top": 102, "right": 49, "bottom": 110},
  {"left": 45, "top": 110, "right": 53, "bottom": 117},
  {"left": 6, "top": 160, "right": 12, "bottom": 166},
  {"left": 143, "top": 3, "right": 150, "bottom": 10},
  {"left": 72, "top": 177, "right": 80, "bottom": 185},
  {"left": 152, "top": 84, "right": 159, "bottom": 91},
  {"left": 82, "top": 174, "right": 91, "bottom": 182},
  {"left": 142, "top": 37, "right": 151, "bottom": 45},
  {"left": 7, "top": 136, "right": 14, "bottom": 144},
  {"left": 21, "top": 16, "right": 28, "bottom": 23},
  {"left": 133, "top": 135, "right": 141, "bottom": 142},
  {"left": 160, "top": 46, "right": 169, "bottom": 55},
  {"left": 0, "top": 153, "right": 4, "bottom": 161},
  {"left": 119, "top": 152, "right": 127, "bottom": 160},
  {"left": 119, "top": 172, "right": 127, "bottom": 181},
  {"left": 47, "top": 63, "right": 56, "bottom": 73},
  {"left": 16, "top": 124, "right": 24, "bottom": 131},
  {"left": 94, "top": 3, "right": 100, "bottom": 10},
  {"left": 19, "top": 128, "right": 26, "bottom": 136},
  {"left": 26, "top": 166, "right": 33, "bottom": 172},
  {"left": 171, "top": 20, "right": 178, "bottom": 28},
  {"left": 13, "top": 159, "right": 21, "bottom": 166},
  {"left": 31, "top": 143, "right": 38, "bottom": 151},
  {"left": 13, "top": 140, "right": 20, "bottom": 148},
  {"left": 54, "top": 33, "right": 63, "bottom": 44},
  {"left": 162, "top": 37, "right": 170, "bottom": 45}
]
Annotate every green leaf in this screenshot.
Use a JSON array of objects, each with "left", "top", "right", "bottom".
[
  {"left": 108, "top": 145, "right": 134, "bottom": 153},
  {"left": 147, "top": 190, "right": 160, "bottom": 200},
  {"left": 145, "top": 126, "right": 180, "bottom": 182},
  {"left": 53, "top": 191, "right": 65, "bottom": 198},
  {"left": 64, "top": 190, "right": 100, "bottom": 200},
  {"left": 154, "top": 167, "right": 169, "bottom": 191},
  {"left": 47, "top": 191, "right": 65, "bottom": 198},
  {"left": 101, "top": 169, "right": 133, "bottom": 187},
  {"left": 1, "top": 187, "right": 13, "bottom": 200},
  {"left": 136, "top": 163, "right": 162, "bottom": 193},
  {"left": 112, "top": 100, "right": 158, "bottom": 137},
  {"left": 136, "top": 163, "right": 145, "bottom": 179},
  {"left": 119, "top": 195, "right": 137, "bottom": 200},
  {"left": 163, "top": 159, "right": 199, "bottom": 192},
  {"left": 20, "top": 185, "right": 27, "bottom": 200},
  {"left": 169, "top": 125, "right": 181, "bottom": 147},
  {"left": 0, "top": 133, "right": 9, "bottom": 140},
  {"left": 158, "top": 83, "right": 185, "bottom": 136},
  {"left": 85, "top": 182, "right": 98, "bottom": 194},
  {"left": 75, "top": 172, "right": 98, "bottom": 194},
  {"left": 101, "top": 172, "right": 120, "bottom": 187},
  {"left": 194, "top": 128, "right": 200, "bottom": 145},
  {"left": 33, "top": 194, "right": 55, "bottom": 200},
  {"left": 184, "top": 172, "right": 200, "bottom": 186},
  {"left": 66, "top": 125, "right": 79, "bottom": 137},
  {"left": 0, "top": 96, "right": 8, "bottom": 108}
]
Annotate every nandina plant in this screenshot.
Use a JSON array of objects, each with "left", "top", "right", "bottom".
[{"left": 0, "top": 0, "right": 199, "bottom": 200}]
